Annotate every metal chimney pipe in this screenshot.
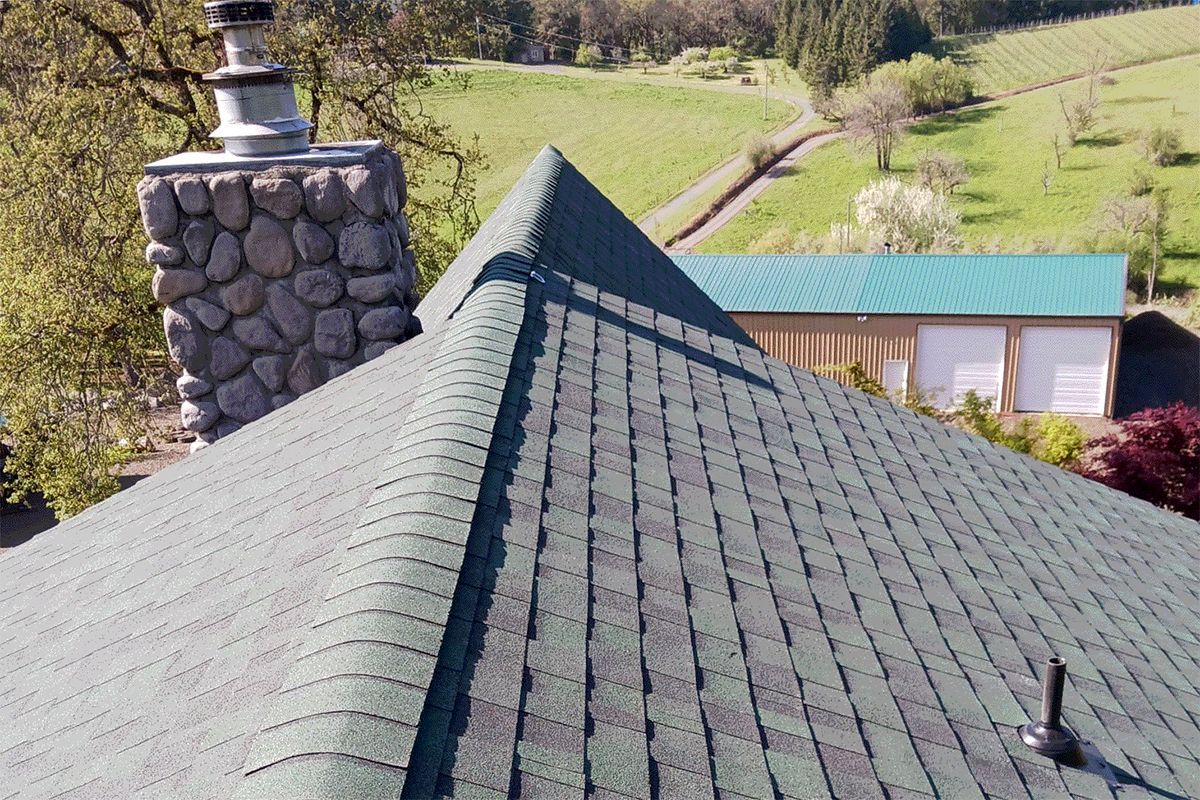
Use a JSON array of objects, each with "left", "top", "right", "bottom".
[
  {"left": 1020, "top": 657, "right": 1084, "bottom": 765},
  {"left": 202, "top": 1, "right": 313, "bottom": 157}
]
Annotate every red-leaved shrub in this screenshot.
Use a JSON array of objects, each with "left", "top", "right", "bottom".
[{"left": 1079, "top": 403, "right": 1200, "bottom": 520}]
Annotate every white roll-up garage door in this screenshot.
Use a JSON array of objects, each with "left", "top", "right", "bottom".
[
  {"left": 1015, "top": 326, "right": 1111, "bottom": 415},
  {"left": 916, "top": 325, "right": 1007, "bottom": 409}
]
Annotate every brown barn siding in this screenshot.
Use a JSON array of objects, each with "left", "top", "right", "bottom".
[{"left": 729, "top": 312, "right": 1121, "bottom": 415}]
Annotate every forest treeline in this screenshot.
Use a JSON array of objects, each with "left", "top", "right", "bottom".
[{"left": 440, "top": 0, "right": 1181, "bottom": 63}]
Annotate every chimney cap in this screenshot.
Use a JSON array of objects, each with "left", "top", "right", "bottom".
[
  {"left": 204, "top": 1, "right": 275, "bottom": 29},
  {"left": 200, "top": 0, "right": 312, "bottom": 157}
]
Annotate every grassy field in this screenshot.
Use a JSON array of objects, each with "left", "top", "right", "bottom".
[
  {"left": 452, "top": 56, "right": 806, "bottom": 94},
  {"left": 412, "top": 69, "right": 793, "bottom": 221},
  {"left": 698, "top": 58, "right": 1200, "bottom": 293},
  {"left": 930, "top": 5, "right": 1200, "bottom": 95}
]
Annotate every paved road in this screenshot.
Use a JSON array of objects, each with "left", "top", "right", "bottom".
[
  {"left": 636, "top": 90, "right": 813, "bottom": 238},
  {"left": 667, "top": 128, "right": 843, "bottom": 252}
]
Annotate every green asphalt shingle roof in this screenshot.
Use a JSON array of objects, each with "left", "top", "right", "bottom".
[
  {"left": 672, "top": 253, "right": 1128, "bottom": 317},
  {"left": 2, "top": 147, "right": 1198, "bottom": 800}
]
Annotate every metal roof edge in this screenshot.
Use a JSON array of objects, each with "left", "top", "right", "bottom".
[
  {"left": 232, "top": 148, "right": 565, "bottom": 799},
  {"left": 728, "top": 310, "right": 1124, "bottom": 319},
  {"left": 674, "top": 253, "right": 1127, "bottom": 316}
]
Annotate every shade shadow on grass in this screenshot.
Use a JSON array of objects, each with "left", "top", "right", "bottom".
[
  {"left": 1080, "top": 130, "right": 1125, "bottom": 148},
  {"left": 926, "top": 35, "right": 992, "bottom": 64},
  {"left": 909, "top": 105, "right": 1003, "bottom": 136},
  {"left": 1153, "top": 276, "right": 1196, "bottom": 297},
  {"left": 955, "top": 189, "right": 995, "bottom": 203},
  {"left": 962, "top": 207, "right": 1019, "bottom": 225},
  {"left": 1109, "top": 95, "right": 1168, "bottom": 106}
]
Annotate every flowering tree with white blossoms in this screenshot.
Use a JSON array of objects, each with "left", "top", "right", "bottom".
[{"left": 834, "top": 176, "right": 962, "bottom": 253}]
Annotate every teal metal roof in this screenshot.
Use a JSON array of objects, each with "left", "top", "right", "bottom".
[{"left": 673, "top": 253, "right": 1127, "bottom": 317}]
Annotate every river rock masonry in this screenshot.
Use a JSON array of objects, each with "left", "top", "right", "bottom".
[{"left": 138, "top": 145, "right": 420, "bottom": 451}]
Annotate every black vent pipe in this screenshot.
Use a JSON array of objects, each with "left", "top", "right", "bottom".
[{"left": 1020, "top": 657, "right": 1084, "bottom": 765}]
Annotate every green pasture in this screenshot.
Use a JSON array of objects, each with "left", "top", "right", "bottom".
[
  {"left": 411, "top": 69, "right": 793, "bottom": 221},
  {"left": 700, "top": 58, "right": 1200, "bottom": 293}
]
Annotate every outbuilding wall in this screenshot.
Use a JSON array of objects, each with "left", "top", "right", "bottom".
[{"left": 730, "top": 312, "right": 1122, "bottom": 415}]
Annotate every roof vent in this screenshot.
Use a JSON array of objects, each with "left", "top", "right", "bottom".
[
  {"left": 202, "top": 0, "right": 313, "bottom": 156},
  {"left": 1020, "top": 657, "right": 1085, "bottom": 765}
]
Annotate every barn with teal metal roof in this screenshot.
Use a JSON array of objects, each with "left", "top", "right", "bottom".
[{"left": 673, "top": 253, "right": 1127, "bottom": 416}]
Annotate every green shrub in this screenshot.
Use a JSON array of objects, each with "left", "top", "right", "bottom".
[
  {"left": 810, "top": 86, "right": 848, "bottom": 123},
  {"left": 709, "top": 46, "right": 737, "bottom": 62},
  {"left": 1034, "top": 413, "right": 1086, "bottom": 467},
  {"left": 631, "top": 51, "right": 655, "bottom": 74},
  {"left": 901, "top": 388, "right": 940, "bottom": 419},
  {"left": 821, "top": 362, "right": 888, "bottom": 398},
  {"left": 744, "top": 134, "right": 776, "bottom": 170},
  {"left": 954, "top": 390, "right": 1008, "bottom": 443},
  {"left": 950, "top": 393, "right": 1086, "bottom": 469},
  {"left": 1142, "top": 126, "right": 1181, "bottom": 166},
  {"left": 747, "top": 226, "right": 795, "bottom": 254},
  {"left": 575, "top": 43, "right": 603, "bottom": 68},
  {"left": 1083, "top": 229, "right": 1152, "bottom": 295},
  {"left": 874, "top": 53, "right": 973, "bottom": 114},
  {"left": 1127, "top": 169, "right": 1155, "bottom": 197},
  {"left": 1008, "top": 418, "right": 1039, "bottom": 454}
]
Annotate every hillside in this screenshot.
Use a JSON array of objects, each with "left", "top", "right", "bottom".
[
  {"left": 410, "top": 69, "right": 792, "bottom": 222},
  {"left": 930, "top": 4, "right": 1200, "bottom": 95},
  {"left": 697, "top": 58, "right": 1200, "bottom": 293}
]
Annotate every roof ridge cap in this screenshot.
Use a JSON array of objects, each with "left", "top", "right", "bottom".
[{"left": 232, "top": 150, "right": 564, "bottom": 798}]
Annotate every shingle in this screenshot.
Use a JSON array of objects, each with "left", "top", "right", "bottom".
[
  {"left": 861, "top": 721, "right": 934, "bottom": 796},
  {"left": 517, "top": 713, "right": 585, "bottom": 774},
  {"left": 7, "top": 145, "right": 1200, "bottom": 800},
  {"left": 817, "top": 742, "right": 886, "bottom": 800},
  {"left": 708, "top": 729, "right": 775, "bottom": 799},
  {"left": 762, "top": 728, "right": 831, "bottom": 799},
  {"left": 586, "top": 720, "right": 651, "bottom": 798},
  {"left": 644, "top": 675, "right": 704, "bottom": 736},
  {"left": 654, "top": 763, "right": 716, "bottom": 800},
  {"left": 647, "top": 719, "right": 709, "bottom": 772}
]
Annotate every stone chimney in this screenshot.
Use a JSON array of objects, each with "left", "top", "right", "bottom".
[{"left": 137, "top": 2, "right": 420, "bottom": 451}]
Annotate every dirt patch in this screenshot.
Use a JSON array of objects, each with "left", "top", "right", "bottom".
[
  {"left": 121, "top": 404, "right": 191, "bottom": 479},
  {"left": 2, "top": 403, "right": 190, "bottom": 548}
]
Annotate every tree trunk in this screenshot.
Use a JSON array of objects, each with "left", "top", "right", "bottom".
[
  {"left": 310, "top": 90, "right": 322, "bottom": 143},
  {"left": 1148, "top": 230, "right": 1159, "bottom": 302}
]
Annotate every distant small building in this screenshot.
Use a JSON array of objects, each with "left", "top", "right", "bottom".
[
  {"left": 675, "top": 253, "right": 1127, "bottom": 416},
  {"left": 513, "top": 42, "right": 547, "bottom": 64}
]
